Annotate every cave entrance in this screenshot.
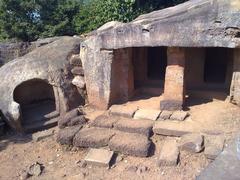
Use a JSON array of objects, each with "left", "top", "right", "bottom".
[
  {"left": 204, "top": 48, "right": 229, "bottom": 83},
  {"left": 13, "top": 79, "right": 59, "bottom": 132},
  {"left": 132, "top": 46, "right": 167, "bottom": 97}
]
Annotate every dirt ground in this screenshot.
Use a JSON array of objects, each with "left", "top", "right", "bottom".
[{"left": 0, "top": 97, "right": 240, "bottom": 180}]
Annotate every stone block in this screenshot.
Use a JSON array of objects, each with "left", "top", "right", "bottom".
[
  {"left": 67, "top": 116, "right": 87, "bottom": 127},
  {"left": 71, "top": 67, "right": 84, "bottom": 76},
  {"left": 153, "top": 121, "right": 193, "bottom": 137},
  {"left": 160, "top": 100, "right": 183, "bottom": 111},
  {"left": 72, "top": 76, "right": 85, "bottom": 89},
  {"left": 84, "top": 148, "right": 114, "bottom": 167},
  {"left": 158, "top": 140, "right": 179, "bottom": 166},
  {"left": 170, "top": 111, "right": 189, "bottom": 121},
  {"left": 109, "top": 105, "right": 138, "bottom": 118},
  {"left": 32, "top": 129, "right": 55, "bottom": 142},
  {"left": 114, "top": 118, "right": 153, "bottom": 136},
  {"left": 158, "top": 111, "right": 173, "bottom": 120},
  {"left": 109, "top": 131, "right": 151, "bottom": 157},
  {"left": 57, "top": 125, "right": 82, "bottom": 145},
  {"left": 70, "top": 54, "right": 82, "bottom": 66},
  {"left": 90, "top": 115, "right": 119, "bottom": 128},
  {"left": 134, "top": 109, "right": 161, "bottom": 121},
  {"left": 204, "top": 135, "right": 225, "bottom": 160},
  {"left": 178, "top": 133, "right": 204, "bottom": 153},
  {"left": 58, "top": 109, "right": 80, "bottom": 129},
  {"left": 73, "top": 128, "right": 116, "bottom": 148}
]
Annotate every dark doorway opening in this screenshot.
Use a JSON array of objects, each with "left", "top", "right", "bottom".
[
  {"left": 147, "top": 47, "right": 167, "bottom": 80},
  {"left": 13, "top": 79, "right": 59, "bottom": 131},
  {"left": 204, "top": 48, "right": 229, "bottom": 83}
]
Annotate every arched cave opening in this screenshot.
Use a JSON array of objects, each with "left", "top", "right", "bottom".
[{"left": 13, "top": 79, "right": 58, "bottom": 131}]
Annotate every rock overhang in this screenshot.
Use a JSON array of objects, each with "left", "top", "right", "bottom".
[{"left": 82, "top": 0, "right": 240, "bottom": 50}]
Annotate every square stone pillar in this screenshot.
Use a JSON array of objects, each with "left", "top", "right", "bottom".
[
  {"left": 160, "top": 47, "right": 186, "bottom": 111},
  {"left": 230, "top": 49, "right": 240, "bottom": 105}
]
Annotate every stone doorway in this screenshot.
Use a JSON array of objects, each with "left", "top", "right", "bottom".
[
  {"left": 13, "top": 79, "right": 59, "bottom": 131},
  {"left": 132, "top": 47, "right": 167, "bottom": 97},
  {"left": 185, "top": 48, "right": 233, "bottom": 106}
]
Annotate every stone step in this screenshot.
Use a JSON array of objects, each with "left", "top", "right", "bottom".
[
  {"left": 153, "top": 121, "right": 194, "bottom": 137},
  {"left": 109, "top": 131, "right": 151, "bottom": 157},
  {"left": 134, "top": 109, "right": 161, "bottom": 121},
  {"left": 114, "top": 118, "right": 153, "bottom": 137},
  {"left": 57, "top": 125, "right": 82, "bottom": 145},
  {"left": 73, "top": 127, "right": 116, "bottom": 148},
  {"left": 90, "top": 115, "right": 119, "bottom": 129},
  {"left": 23, "top": 110, "right": 59, "bottom": 126},
  {"left": 109, "top": 105, "right": 138, "bottom": 118},
  {"left": 24, "top": 117, "right": 59, "bottom": 134}
]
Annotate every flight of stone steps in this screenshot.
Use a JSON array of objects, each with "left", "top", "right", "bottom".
[
  {"left": 57, "top": 104, "right": 190, "bottom": 157},
  {"left": 57, "top": 106, "right": 225, "bottom": 161},
  {"left": 57, "top": 109, "right": 153, "bottom": 157}
]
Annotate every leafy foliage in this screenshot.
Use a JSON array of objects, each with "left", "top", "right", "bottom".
[
  {"left": 0, "top": 0, "right": 188, "bottom": 41},
  {"left": 74, "top": 0, "right": 138, "bottom": 33}
]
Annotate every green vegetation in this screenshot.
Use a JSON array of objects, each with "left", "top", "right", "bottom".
[{"left": 0, "top": 0, "right": 188, "bottom": 42}]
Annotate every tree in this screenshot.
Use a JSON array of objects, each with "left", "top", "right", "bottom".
[
  {"left": 74, "top": 0, "right": 137, "bottom": 34},
  {"left": 0, "top": 0, "right": 82, "bottom": 41},
  {"left": 0, "top": 0, "right": 189, "bottom": 41},
  {"left": 74, "top": 0, "right": 189, "bottom": 34},
  {"left": 38, "top": 0, "right": 82, "bottom": 38},
  {"left": 0, "top": 0, "right": 41, "bottom": 41}
]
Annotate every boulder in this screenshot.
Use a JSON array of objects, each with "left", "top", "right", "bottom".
[
  {"left": 204, "top": 135, "right": 225, "bottom": 160},
  {"left": 0, "top": 36, "right": 84, "bottom": 131}
]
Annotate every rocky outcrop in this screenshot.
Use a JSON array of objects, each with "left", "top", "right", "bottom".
[
  {"left": 0, "top": 36, "right": 86, "bottom": 131},
  {"left": 0, "top": 37, "right": 62, "bottom": 66}
]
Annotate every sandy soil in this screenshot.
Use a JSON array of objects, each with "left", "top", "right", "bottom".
[{"left": 0, "top": 98, "right": 240, "bottom": 180}]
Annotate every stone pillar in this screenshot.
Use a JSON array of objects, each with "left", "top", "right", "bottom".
[
  {"left": 160, "top": 47, "right": 186, "bottom": 111},
  {"left": 230, "top": 49, "right": 240, "bottom": 105},
  {"left": 110, "top": 48, "right": 134, "bottom": 104},
  {"left": 132, "top": 47, "right": 148, "bottom": 83}
]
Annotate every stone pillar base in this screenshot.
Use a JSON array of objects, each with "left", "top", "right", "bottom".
[{"left": 160, "top": 100, "right": 183, "bottom": 111}]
